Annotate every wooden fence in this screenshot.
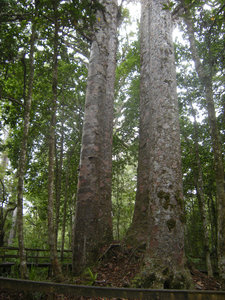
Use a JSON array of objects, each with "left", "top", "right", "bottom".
[
  {"left": 0, "top": 246, "right": 72, "bottom": 262},
  {"left": 0, "top": 247, "right": 72, "bottom": 275},
  {"left": 1, "top": 277, "right": 225, "bottom": 299}
]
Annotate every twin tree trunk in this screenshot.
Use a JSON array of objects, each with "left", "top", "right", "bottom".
[
  {"left": 72, "top": 0, "right": 118, "bottom": 273},
  {"left": 131, "top": 0, "right": 192, "bottom": 288}
]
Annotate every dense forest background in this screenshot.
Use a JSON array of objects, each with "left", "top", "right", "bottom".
[{"left": 0, "top": 0, "right": 225, "bottom": 286}]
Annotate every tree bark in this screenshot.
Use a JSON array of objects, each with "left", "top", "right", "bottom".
[
  {"left": 138, "top": 0, "right": 192, "bottom": 289},
  {"left": 16, "top": 5, "right": 37, "bottom": 278},
  {"left": 125, "top": 0, "right": 150, "bottom": 247},
  {"left": 47, "top": 0, "right": 62, "bottom": 281},
  {"left": 72, "top": 0, "right": 118, "bottom": 274},
  {"left": 183, "top": 11, "right": 225, "bottom": 280}
]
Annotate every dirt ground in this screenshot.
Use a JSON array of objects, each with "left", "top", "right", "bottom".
[{"left": 92, "top": 243, "right": 223, "bottom": 291}]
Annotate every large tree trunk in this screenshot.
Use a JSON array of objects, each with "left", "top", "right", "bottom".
[
  {"left": 183, "top": 11, "right": 225, "bottom": 280},
  {"left": 138, "top": 0, "right": 192, "bottom": 289},
  {"left": 16, "top": 7, "right": 37, "bottom": 278},
  {"left": 47, "top": 0, "right": 62, "bottom": 281},
  {"left": 72, "top": 0, "right": 118, "bottom": 274},
  {"left": 125, "top": 0, "right": 150, "bottom": 247}
]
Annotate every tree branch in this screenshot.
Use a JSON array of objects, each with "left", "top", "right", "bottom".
[
  {"left": 0, "top": 96, "right": 24, "bottom": 107},
  {"left": 209, "top": 4, "right": 225, "bottom": 33},
  {"left": 0, "top": 13, "right": 32, "bottom": 23}
]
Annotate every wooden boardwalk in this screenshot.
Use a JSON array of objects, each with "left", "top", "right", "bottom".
[{"left": 1, "top": 277, "right": 225, "bottom": 299}]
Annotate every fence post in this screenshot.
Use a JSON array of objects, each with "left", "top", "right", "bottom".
[{"left": 36, "top": 250, "right": 39, "bottom": 265}]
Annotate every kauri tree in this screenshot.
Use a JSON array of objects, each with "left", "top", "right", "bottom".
[
  {"left": 132, "top": 0, "right": 192, "bottom": 288},
  {"left": 72, "top": 0, "right": 119, "bottom": 273}
]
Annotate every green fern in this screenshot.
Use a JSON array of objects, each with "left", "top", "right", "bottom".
[{"left": 86, "top": 267, "right": 98, "bottom": 285}]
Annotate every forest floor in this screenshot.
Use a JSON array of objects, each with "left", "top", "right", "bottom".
[
  {"left": 0, "top": 243, "right": 224, "bottom": 299},
  {"left": 89, "top": 243, "right": 223, "bottom": 291}
]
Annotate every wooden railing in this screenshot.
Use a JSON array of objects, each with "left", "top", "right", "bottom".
[
  {"left": 0, "top": 246, "right": 72, "bottom": 262},
  {"left": 0, "top": 277, "right": 225, "bottom": 299},
  {"left": 0, "top": 247, "right": 72, "bottom": 275}
]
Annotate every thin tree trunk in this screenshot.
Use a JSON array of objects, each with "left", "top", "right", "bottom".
[
  {"left": 115, "top": 174, "right": 121, "bottom": 241},
  {"left": 47, "top": 0, "right": 62, "bottom": 281},
  {"left": 16, "top": 8, "right": 37, "bottom": 279},
  {"left": 0, "top": 205, "right": 5, "bottom": 247},
  {"left": 1, "top": 135, "right": 10, "bottom": 246},
  {"left": 138, "top": 0, "right": 192, "bottom": 289},
  {"left": 208, "top": 194, "right": 218, "bottom": 268},
  {"left": 72, "top": 0, "right": 118, "bottom": 274},
  {"left": 61, "top": 166, "right": 68, "bottom": 261},
  {"left": 55, "top": 117, "right": 64, "bottom": 247},
  {"left": 125, "top": 0, "right": 150, "bottom": 247},
  {"left": 183, "top": 11, "right": 225, "bottom": 280},
  {"left": 190, "top": 104, "right": 213, "bottom": 276}
]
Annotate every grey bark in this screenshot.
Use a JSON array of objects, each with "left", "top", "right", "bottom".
[
  {"left": 138, "top": 0, "right": 192, "bottom": 289},
  {"left": 72, "top": 0, "right": 118, "bottom": 274},
  {"left": 125, "top": 0, "right": 150, "bottom": 247},
  {"left": 183, "top": 11, "right": 225, "bottom": 280}
]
